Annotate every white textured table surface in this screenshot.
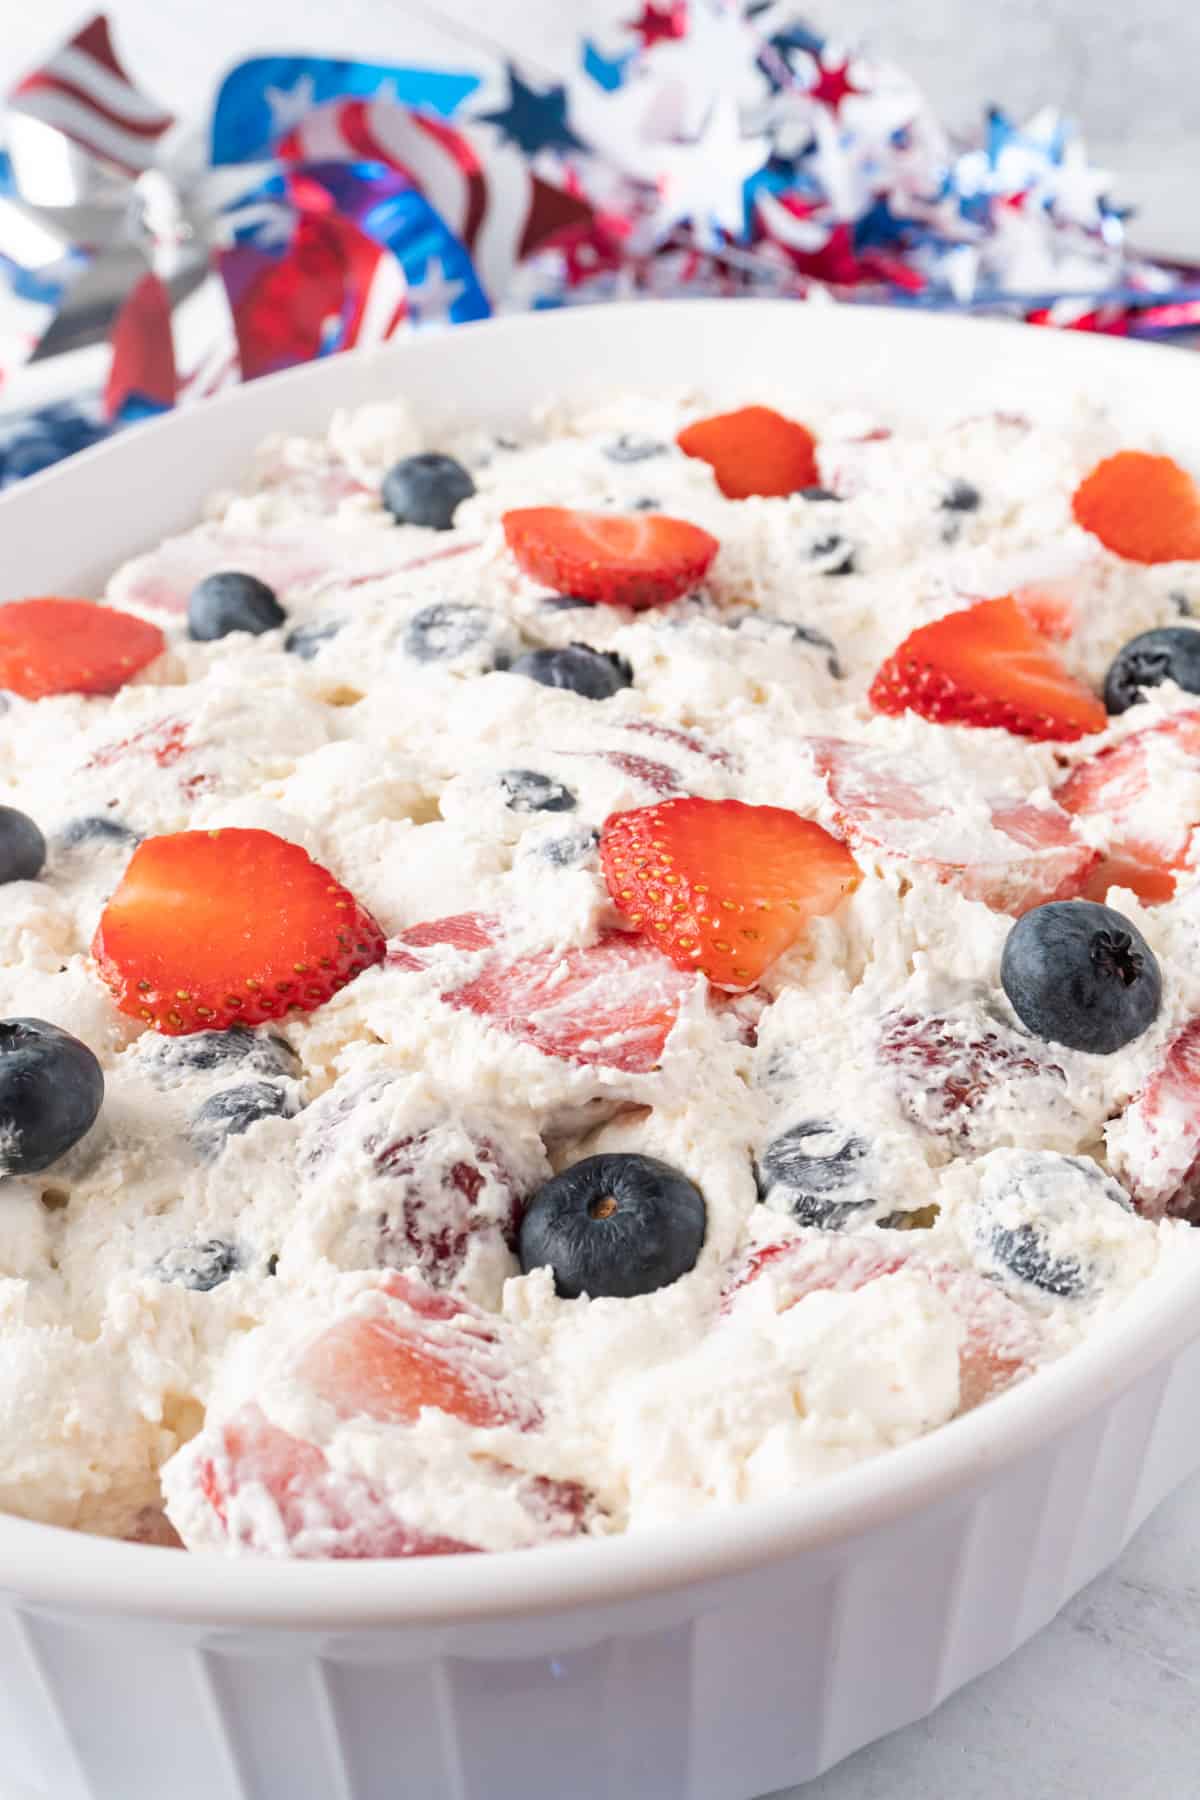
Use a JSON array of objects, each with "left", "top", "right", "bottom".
[{"left": 2, "top": 5, "right": 1198, "bottom": 1796}]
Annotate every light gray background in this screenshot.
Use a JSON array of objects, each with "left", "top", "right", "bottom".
[{"left": 1, "top": 4, "right": 1198, "bottom": 1796}]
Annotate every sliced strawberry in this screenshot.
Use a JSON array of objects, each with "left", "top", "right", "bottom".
[
  {"left": 600, "top": 796, "right": 859, "bottom": 991},
  {"left": 195, "top": 1403, "right": 478, "bottom": 1558},
  {"left": 501, "top": 507, "right": 719, "bottom": 610},
  {"left": 813, "top": 738, "right": 1095, "bottom": 914},
  {"left": 1013, "top": 584, "right": 1076, "bottom": 642},
  {"left": 1055, "top": 712, "right": 1200, "bottom": 904},
  {"left": 675, "top": 404, "right": 819, "bottom": 499},
  {"left": 300, "top": 1312, "right": 529, "bottom": 1430},
  {"left": 0, "top": 598, "right": 165, "bottom": 700},
  {"left": 448, "top": 931, "right": 694, "bottom": 1072},
  {"left": 92, "top": 826, "right": 385, "bottom": 1034},
  {"left": 722, "top": 1236, "right": 1035, "bottom": 1412},
  {"left": 868, "top": 596, "right": 1107, "bottom": 742},
  {"left": 624, "top": 718, "right": 734, "bottom": 768},
  {"left": 878, "top": 1009, "right": 1064, "bottom": 1144},
  {"left": 385, "top": 911, "right": 501, "bottom": 971},
  {"left": 1109, "top": 1018, "right": 1200, "bottom": 1221},
  {"left": 1072, "top": 451, "right": 1200, "bottom": 564}
]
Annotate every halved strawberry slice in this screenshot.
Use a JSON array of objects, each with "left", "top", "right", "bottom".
[
  {"left": 501, "top": 507, "right": 719, "bottom": 609},
  {"left": 1072, "top": 451, "right": 1200, "bottom": 564},
  {"left": 385, "top": 911, "right": 501, "bottom": 971},
  {"left": 92, "top": 826, "right": 385, "bottom": 1033},
  {"left": 1012, "top": 584, "right": 1075, "bottom": 642},
  {"left": 1109, "top": 1018, "right": 1200, "bottom": 1221},
  {"left": 721, "top": 1236, "right": 1036, "bottom": 1413},
  {"left": 0, "top": 598, "right": 165, "bottom": 700},
  {"left": 869, "top": 596, "right": 1106, "bottom": 741},
  {"left": 1055, "top": 712, "right": 1200, "bottom": 904},
  {"left": 600, "top": 796, "right": 859, "bottom": 991},
  {"left": 299, "top": 1310, "right": 531, "bottom": 1429},
  {"left": 676, "top": 404, "right": 819, "bottom": 499},
  {"left": 448, "top": 931, "right": 694, "bottom": 1072},
  {"left": 813, "top": 737, "right": 1096, "bottom": 914}
]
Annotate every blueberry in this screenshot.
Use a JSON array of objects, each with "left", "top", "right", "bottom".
[
  {"left": 1170, "top": 591, "right": 1193, "bottom": 618},
  {"left": 403, "top": 601, "right": 490, "bottom": 663},
  {"left": 0, "top": 1018, "right": 103, "bottom": 1174},
  {"left": 604, "top": 435, "right": 666, "bottom": 464},
  {"left": 798, "top": 485, "right": 842, "bottom": 503},
  {"left": 541, "top": 595, "right": 594, "bottom": 613},
  {"left": 630, "top": 496, "right": 660, "bottom": 512},
  {"left": 500, "top": 769, "right": 577, "bottom": 813},
  {"left": 0, "top": 807, "right": 45, "bottom": 883},
  {"left": 57, "top": 815, "right": 140, "bottom": 850},
  {"left": 144, "top": 1026, "right": 299, "bottom": 1083},
  {"left": 155, "top": 1238, "right": 241, "bottom": 1292},
  {"left": 729, "top": 611, "right": 842, "bottom": 677},
  {"left": 509, "top": 643, "right": 633, "bottom": 700},
  {"left": 190, "top": 1081, "right": 299, "bottom": 1160},
  {"left": 941, "top": 479, "right": 981, "bottom": 513},
  {"left": 809, "top": 533, "right": 856, "bottom": 575},
  {"left": 1000, "top": 900, "right": 1162, "bottom": 1054},
  {"left": 756, "top": 1119, "right": 876, "bottom": 1229},
  {"left": 188, "top": 571, "right": 286, "bottom": 642},
  {"left": 538, "top": 827, "right": 600, "bottom": 868},
  {"left": 285, "top": 618, "right": 342, "bottom": 661},
  {"left": 519, "top": 1152, "right": 706, "bottom": 1298},
  {"left": 1102, "top": 626, "right": 1200, "bottom": 715},
  {"left": 381, "top": 453, "right": 475, "bottom": 530},
  {"left": 968, "top": 1151, "right": 1132, "bottom": 1300}
]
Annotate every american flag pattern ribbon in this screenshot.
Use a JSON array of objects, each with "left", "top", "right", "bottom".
[{"left": 8, "top": 14, "right": 174, "bottom": 177}]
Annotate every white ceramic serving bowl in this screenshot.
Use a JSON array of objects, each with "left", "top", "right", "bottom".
[{"left": 2, "top": 301, "right": 1200, "bottom": 1800}]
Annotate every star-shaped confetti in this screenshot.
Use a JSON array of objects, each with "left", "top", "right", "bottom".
[
  {"left": 806, "top": 55, "right": 867, "bottom": 114},
  {"left": 628, "top": 3, "right": 689, "bottom": 48},
  {"left": 651, "top": 94, "right": 770, "bottom": 245},
  {"left": 477, "top": 67, "right": 584, "bottom": 155}
]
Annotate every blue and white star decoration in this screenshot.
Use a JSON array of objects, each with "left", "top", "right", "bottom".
[{"left": 477, "top": 67, "right": 584, "bottom": 156}]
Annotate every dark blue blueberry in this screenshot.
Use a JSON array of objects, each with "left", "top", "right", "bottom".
[
  {"left": 285, "top": 617, "right": 343, "bottom": 661},
  {"left": 941, "top": 479, "right": 981, "bottom": 513},
  {"left": 629, "top": 496, "right": 660, "bottom": 512},
  {"left": 0, "top": 1018, "right": 103, "bottom": 1175},
  {"left": 190, "top": 1081, "right": 299, "bottom": 1160},
  {"left": 756, "top": 1119, "right": 876, "bottom": 1229},
  {"left": 155, "top": 1238, "right": 242, "bottom": 1292},
  {"left": 809, "top": 533, "right": 856, "bottom": 575},
  {"left": 500, "top": 769, "right": 577, "bottom": 813},
  {"left": 188, "top": 571, "right": 286, "bottom": 642},
  {"left": 986, "top": 1222, "right": 1084, "bottom": 1298},
  {"left": 538, "top": 827, "right": 600, "bottom": 868},
  {"left": 509, "top": 643, "right": 633, "bottom": 700},
  {"left": 604, "top": 435, "right": 667, "bottom": 464},
  {"left": 382, "top": 453, "right": 475, "bottom": 530},
  {"left": 519, "top": 1153, "right": 706, "bottom": 1298},
  {"left": 1103, "top": 626, "right": 1200, "bottom": 715},
  {"left": 56, "top": 815, "right": 140, "bottom": 850},
  {"left": 145, "top": 1026, "right": 299, "bottom": 1082},
  {"left": 798, "top": 485, "right": 842, "bottom": 503},
  {"left": 541, "top": 595, "right": 594, "bottom": 612},
  {"left": 729, "top": 611, "right": 842, "bottom": 677},
  {"left": 1000, "top": 900, "right": 1161, "bottom": 1054},
  {"left": 403, "top": 602, "right": 490, "bottom": 663},
  {"left": 0, "top": 807, "right": 45, "bottom": 883},
  {"left": 1170, "top": 591, "right": 1193, "bottom": 618}
]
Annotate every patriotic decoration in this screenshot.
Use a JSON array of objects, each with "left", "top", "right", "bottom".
[{"left": 1, "top": 4, "right": 1199, "bottom": 485}]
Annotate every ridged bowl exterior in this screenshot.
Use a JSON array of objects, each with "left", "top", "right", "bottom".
[{"left": 1, "top": 305, "right": 1199, "bottom": 1800}]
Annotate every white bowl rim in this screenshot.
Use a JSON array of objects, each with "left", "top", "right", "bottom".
[{"left": 2, "top": 299, "right": 1200, "bottom": 1628}]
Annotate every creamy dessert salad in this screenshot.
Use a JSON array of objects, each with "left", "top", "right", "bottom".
[{"left": 2, "top": 382, "right": 1200, "bottom": 1559}]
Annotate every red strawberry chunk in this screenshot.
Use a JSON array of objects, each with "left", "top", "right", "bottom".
[
  {"left": 385, "top": 911, "right": 501, "bottom": 971},
  {"left": 448, "top": 931, "right": 694, "bottom": 1072},
  {"left": 0, "top": 599, "right": 165, "bottom": 700},
  {"left": 299, "top": 1310, "right": 530, "bottom": 1430},
  {"left": 196, "top": 1403, "right": 478, "bottom": 1559},
  {"left": 813, "top": 737, "right": 1095, "bottom": 914},
  {"left": 601, "top": 796, "right": 859, "bottom": 991},
  {"left": 676, "top": 405, "right": 819, "bottom": 499},
  {"left": 1072, "top": 451, "right": 1200, "bottom": 565},
  {"left": 93, "top": 827, "right": 385, "bottom": 1034},
  {"left": 722, "top": 1235, "right": 1036, "bottom": 1412},
  {"left": 1109, "top": 1018, "right": 1200, "bottom": 1221},
  {"left": 1013, "top": 584, "right": 1076, "bottom": 642},
  {"left": 1055, "top": 713, "right": 1200, "bottom": 904},
  {"left": 869, "top": 596, "right": 1107, "bottom": 742},
  {"left": 879, "top": 1009, "right": 1064, "bottom": 1144},
  {"left": 502, "top": 507, "right": 719, "bottom": 610}
]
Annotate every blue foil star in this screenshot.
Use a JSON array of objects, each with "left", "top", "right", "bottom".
[{"left": 477, "top": 67, "right": 584, "bottom": 155}]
